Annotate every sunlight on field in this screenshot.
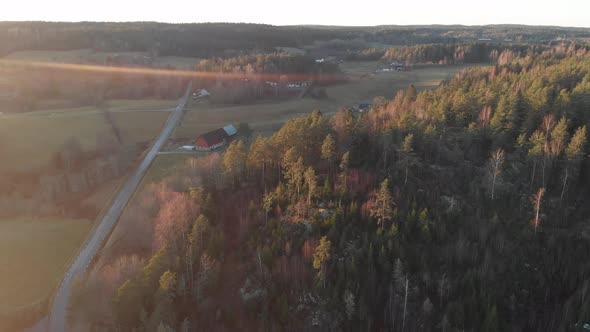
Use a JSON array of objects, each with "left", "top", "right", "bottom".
[
  {"left": 142, "top": 154, "right": 196, "bottom": 185},
  {"left": 0, "top": 218, "right": 92, "bottom": 313},
  {"left": 0, "top": 108, "right": 170, "bottom": 172},
  {"left": 4, "top": 49, "right": 200, "bottom": 69}
]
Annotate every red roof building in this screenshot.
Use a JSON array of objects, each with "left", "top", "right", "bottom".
[{"left": 194, "top": 125, "right": 238, "bottom": 151}]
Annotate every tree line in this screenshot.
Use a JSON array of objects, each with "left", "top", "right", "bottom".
[{"left": 2, "top": 22, "right": 590, "bottom": 58}]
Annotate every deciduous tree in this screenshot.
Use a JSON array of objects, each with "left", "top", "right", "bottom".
[{"left": 531, "top": 187, "right": 545, "bottom": 234}]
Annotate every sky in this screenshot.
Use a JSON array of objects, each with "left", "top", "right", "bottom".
[{"left": 2, "top": 0, "right": 589, "bottom": 28}]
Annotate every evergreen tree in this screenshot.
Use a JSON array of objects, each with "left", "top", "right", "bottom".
[
  {"left": 562, "top": 125, "right": 587, "bottom": 201},
  {"left": 313, "top": 236, "right": 332, "bottom": 288},
  {"left": 339, "top": 151, "right": 350, "bottom": 191},
  {"left": 304, "top": 166, "right": 318, "bottom": 205},
  {"left": 406, "top": 84, "right": 417, "bottom": 102},
  {"left": 370, "top": 179, "right": 395, "bottom": 229},
  {"left": 321, "top": 133, "right": 337, "bottom": 176}
]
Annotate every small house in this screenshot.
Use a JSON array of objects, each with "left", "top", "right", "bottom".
[{"left": 192, "top": 89, "right": 210, "bottom": 99}]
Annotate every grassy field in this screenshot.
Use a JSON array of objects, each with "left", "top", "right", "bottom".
[
  {"left": 0, "top": 218, "right": 93, "bottom": 313},
  {"left": 0, "top": 99, "right": 176, "bottom": 317},
  {"left": 174, "top": 62, "right": 476, "bottom": 142},
  {"left": 0, "top": 105, "right": 171, "bottom": 173},
  {"left": 142, "top": 154, "right": 197, "bottom": 185},
  {"left": 3, "top": 49, "right": 200, "bottom": 69},
  {"left": 29, "top": 99, "right": 177, "bottom": 115}
]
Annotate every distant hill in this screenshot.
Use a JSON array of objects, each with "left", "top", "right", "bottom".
[{"left": 1, "top": 22, "right": 589, "bottom": 58}]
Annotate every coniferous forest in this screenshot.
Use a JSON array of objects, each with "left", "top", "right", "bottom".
[{"left": 72, "top": 46, "right": 590, "bottom": 332}]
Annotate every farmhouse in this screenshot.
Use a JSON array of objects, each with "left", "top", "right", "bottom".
[
  {"left": 194, "top": 124, "right": 237, "bottom": 151},
  {"left": 192, "top": 89, "right": 210, "bottom": 99}
]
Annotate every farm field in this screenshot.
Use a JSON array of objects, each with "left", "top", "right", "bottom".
[
  {"left": 27, "top": 99, "right": 177, "bottom": 116},
  {"left": 173, "top": 62, "right": 478, "bottom": 142},
  {"left": 0, "top": 105, "right": 171, "bottom": 173},
  {"left": 0, "top": 218, "right": 93, "bottom": 313},
  {"left": 3, "top": 49, "right": 200, "bottom": 69},
  {"left": 0, "top": 98, "right": 176, "bottom": 325}
]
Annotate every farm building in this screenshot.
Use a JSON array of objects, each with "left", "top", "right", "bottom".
[
  {"left": 192, "top": 89, "right": 210, "bottom": 99},
  {"left": 194, "top": 124, "right": 237, "bottom": 151}
]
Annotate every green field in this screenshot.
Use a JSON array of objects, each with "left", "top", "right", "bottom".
[
  {"left": 0, "top": 104, "right": 172, "bottom": 173},
  {"left": 0, "top": 100, "right": 175, "bottom": 317},
  {"left": 4, "top": 49, "right": 200, "bottom": 69},
  {"left": 0, "top": 218, "right": 92, "bottom": 313}
]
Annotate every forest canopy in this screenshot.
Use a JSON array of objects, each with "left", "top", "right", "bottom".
[{"left": 71, "top": 46, "right": 590, "bottom": 331}]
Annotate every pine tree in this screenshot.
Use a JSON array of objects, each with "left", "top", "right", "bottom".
[
  {"left": 370, "top": 179, "right": 395, "bottom": 229},
  {"left": 481, "top": 305, "right": 499, "bottom": 332},
  {"left": 339, "top": 151, "right": 350, "bottom": 191},
  {"left": 488, "top": 148, "right": 505, "bottom": 200},
  {"left": 223, "top": 139, "right": 246, "bottom": 184},
  {"left": 247, "top": 136, "right": 272, "bottom": 186},
  {"left": 562, "top": 126, "right": 587, "bottom": 201},
  {"left": 321, "top": 134, "right": 336, "bottom": 177},
  {"left": 401, "top": 134, "right": 415, "bottom": 186},
  {"left": 528, "top": 131, "right": 546, "bottom": 187},
  {"left": 550, "top": 117, "right": 568, "bottom": 158},
  {"left": 304, "top": 167, "right": 318, "bottom": 205},
  {"left": 313, "top": 236, "right": 332, "bottom": 288},
  {"left": 406, "top": 84, "right": 417, "bottom": 102}
]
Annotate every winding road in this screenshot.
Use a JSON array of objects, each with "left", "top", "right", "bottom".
[{"left": 47, "top": 84, "right": 191, "bottom": 332}]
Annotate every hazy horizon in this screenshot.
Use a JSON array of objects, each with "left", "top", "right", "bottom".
[
  {"left": 2, "top": 21, "right": 590, "bottom": 30},
  {"left": 3, "top": 0, "right": 590, "bottom": 28}
]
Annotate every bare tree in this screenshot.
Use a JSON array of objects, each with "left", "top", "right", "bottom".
[
  {"left": 478, "top": 105, "right": 492, "bottom": 132},
  {"left": 402, "top": 276, "right": 409, "bottom": 332},
  {"left": 393, "top": 259, "right": 413, "bottom": 332},
  {"left": 437, "top": 273, "right": 448, "bottom": 307},
  {"left": 488, "top": 148, "right": 505, "bottom": 200},
  {"left": 531, "top": 187, "right": 545, "bottom": 235}
]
